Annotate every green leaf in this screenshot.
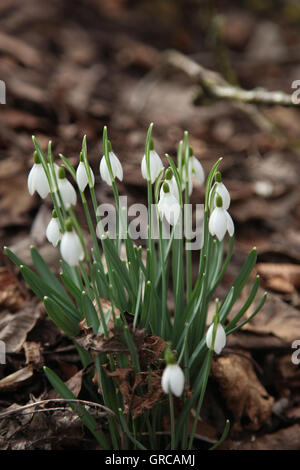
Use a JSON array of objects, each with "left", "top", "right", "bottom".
[
  {"left": 43, "top": 296, "right": 80, "bottom": 336},
  {"left": 80, "top": 291, "right": 100, "bottom": 333},
  {"left": 30, "top": 246, "right": 74, "bottom": 309},
  {"left": 20, "top": 264, "right": 81, "bottom": 322},
  {"left": 44, "top": 366, "right": 110, "bottom": 449}
]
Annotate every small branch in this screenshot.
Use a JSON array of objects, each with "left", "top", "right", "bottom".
[
  {"left": 0, "top": 398, "right": 116, "bottom": 419},
  {"left": 164, "top": 49, "right": 296, "bottom": 107}
]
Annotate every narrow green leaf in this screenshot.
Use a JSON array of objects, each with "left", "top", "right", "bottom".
[{"left": 44, "top": 296, "right": 80, "bottom": 336}]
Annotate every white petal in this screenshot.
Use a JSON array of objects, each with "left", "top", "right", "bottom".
[
  {"left": 209, "top": 207, "right": 227, "bottom": 241},
  {"left": 141, "top": 151, "right": 163, "bottom": 183},
  {"left": 110, "top": 152, "right": 123, "bottom": 181},
  {"left": 161, "top": 365, "right": 184, "bottom": 397},
  {"left": 34, "top": 164, "right": 50, "bottom": 199},
  {"left": 206, "top": 323, "right": 226, "bottom": 354},
  {"left": 46, "top": 218, "right": 60, "bottom": 247},
  {"left": 27, "top": 165, "right": 37, "bottom": 195},
  {"left": 189, "top": 157, "right": 205, "bottom": 185},
  {"left": 58, "top": 179, "right": 77, "bottom": 207},
  {"left": 169, "top": 365, "right": 185, "bottom": 397},
  {"left": 76, "top": 162, "right": 89, "bottom": 192},
  {"left": 100, "top": 156, "right": 111, "bottom": 185},
  {"left": 226, "top": 211, "right": 234, "bottom": 237},
  {"left": 161, "top": 366, "right": 172, "bottom": 394},
  {"left": 216, "top": 183, "right": 230, "bottom": 210},
  {"left": 158, "top": 193, "right": 181, "bottom": 226},
  {"left": 206, "top": 323, "right": 214, "bottom": 350},
  {"left": 169, "top": 176, "right": 180, "bottom": 200},
  {"left": 60, "top": 231, "right": 83, "bottom": 266},
  {"left": 141, "top": 155, "right": 148, "bottom": 180},
  {"left": 214, "top": 324, "right": 226, "bottom": 354}
]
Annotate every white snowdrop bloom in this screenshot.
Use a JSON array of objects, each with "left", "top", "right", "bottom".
[
  {"left": 161, "top": 364, "right": 185, "bottom": 397},
  {"left": 209, "top": 196, "right": 234, "bottom": 242},
  {"left": 27, "top": 153, "right": 50, "bottom": 199},
  {"left": 215, "top": 182, "right": 230, "bottom": 210},
  {"left": 76, "top": 161, "right": 95, "bottom": 192},
  {"left": 46, "top": 211, "right": 60, "bottom": 247},
  {"left": 60, "top": 223, "right": 84, "bottom": 266},
  {"left": 100, "top": 151, "right": 123, "bottom": 186},
  {"left": 187, "top": 155, "right": 205, "bottom": 196},
  {"left": 206, "top": 322, "right": 226, "bottom": 354},
  {"left": 57, "top": 168, "right": 77, "bottom": 208},
  {"left": 210, "top": 172, "right": 230, "bottom": 210},
  {"left": 141, "top": 147, "right": 164, "bottom": 184},
  {"left": 158, "top": 183, "right": 181, "bottom": 226}
]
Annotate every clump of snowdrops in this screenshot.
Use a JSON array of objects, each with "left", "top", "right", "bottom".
[{"left": 4, "top": 124, "right": 266, "bottom": 450}]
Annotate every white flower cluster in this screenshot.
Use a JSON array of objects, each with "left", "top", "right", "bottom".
[{"left": 27, "top": 139, "right": 234, "bottom": 268}]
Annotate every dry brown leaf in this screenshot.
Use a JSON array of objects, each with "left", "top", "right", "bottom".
[
  {"left": 24, "top": 341, "right": 43, "bottom": 366},
  {"left": 230, "top": 424, "right": 300, "bottom": 450},
  {"left": 211, "top": 353, "right": 274, "bottom": 432},
  {"left": 242, "top": 289, "right": 300, "bottom": 344},
  {"left": 256, "top": 263, "right": 300, "bottom": 293},
  {"left": 0, "top": 267, "right": 27, "bottom": 311},
  {"left": 0, "top": 365, "right": 34, "bottom": 392},
  {"left": 0, "top": 301, "right": 41, "bottom": 353}
]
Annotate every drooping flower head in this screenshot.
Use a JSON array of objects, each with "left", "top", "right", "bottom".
[
  {"left": 211, "top": 171, "right": 231, "bottom": 210},
  {"left": 206, "top": 321, "right": 226, "bottom": 354},
  {"left": 27, "top": 151, "right": 50, "bottom": 199},
  {"left": 209, "top": 194, "right": 234, "bottom": 242},
  {"left": 185, "top": 146, "right": 205, "bottom": 196},
  {"left": 76, "top": 151, "right": 95, "bottom": 192},
  {"left": 60, "top": 219, "right": 84, "bottom": 266},
  {"left": 165, "top": 167, "right": 180, "bottom": 201},
  {"left": 57, "top": 167, "right": 77, "bottom": 208},
  {"left": 141, "top": 139, "right": 164, "bottom": 184},
  {"left": 100, "top": 140, "right": 123, "bottom": 186},
  {"left": 158, "top": 182, "right": 181, "bottom": 226},
  {"left": 46, "top": 209, "right": 60, "bottom": 247},
  {"left": 161, "top": 346, "right": 185, "bottom": 397}
]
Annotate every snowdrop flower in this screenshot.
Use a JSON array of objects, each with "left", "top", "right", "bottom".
[
  {"left": 57, "top": 167, "right": 77, "bottom": 208},
  {"left": 46, "top": 210, "right": 60, "bottom": 247},
  {"left": 186, "top": 148, "right": 205, "bottom": 196},
  {"left": 164, "top": 167, "right": 180, "bottom": 201},
  {"left": 100, "top": 141, "right": 123, "bottom": 186},
  {"left": 76, "top": 154, "right": 95, "bottom": 192},
  {"left": 161, "top": 347, "right": 185, "bottom": 397},
  {"left": 206, "top": 322, "right": 226, "bottom": 354},
  {"left": 60, "top": 220, "right": 84, "bottom": 266},
  {"left": 141, "top": 140, "right": 164, "bottom": 184},
  {"left": 209, "top": 195, "right": 234, "bottom": 241},
  {"left": 161, "top": 364, "right": 185, "bottom": 397},
  {"left": 211, "top": 171, "right": 230, "bottom": 210},
  {"left": 28, "top": 151, "right": 50, "bottom": 199},
  {"left": 158, "top": 182, "right": 181, "bottom": 226}
]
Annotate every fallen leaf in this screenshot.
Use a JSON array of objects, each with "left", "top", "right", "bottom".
[
  {"left": 0, "top": 267, "right": 27, "bottom": 311},
  {"left": 0, "top": 365, "right": 34, "bottom": 392},
  {"left": 211, "top": 353, "right": 274, "bottom": 432},
  {"left": 242, "top": 289, "right": 300, "bottom": 344},
  {"left": 0, "top": 301, "right": 41, "bottom": 353}
]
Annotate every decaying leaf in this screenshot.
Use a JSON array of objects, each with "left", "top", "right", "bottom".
[
  {"left": 0, "top": 300, "right": 41, "bottom": 353},
  {"left": 256, "top": 263, "right": 300, "bottom": 294},
  {"left": 230, "top": 424, "right": 300, "bottom": 450},
  {"left": 211, "top": 353, "right": 274, "bottom": 432},
  {"left": 0, "top": 267, "right": 27, "bottom": 311},
  {"left": 242, "top": 290, "right": 300, "bottom": 344},
  {"left": 0, "top": 365, "right": 34, "bottom": 392}
]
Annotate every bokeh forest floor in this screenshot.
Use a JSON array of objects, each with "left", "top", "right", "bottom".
[{"left": 0, "top": 0, "right": 300, "bottom": 450}]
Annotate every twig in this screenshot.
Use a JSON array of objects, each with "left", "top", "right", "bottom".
[
  {"left": 0, "top": 398, "right": 116, "bottom": 419},
  {"left": 164, "top": 49, "right": 296, "bottom": 107}
]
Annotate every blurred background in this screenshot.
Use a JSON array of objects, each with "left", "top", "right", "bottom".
[{"left": 0, "top": 0, "right": 300, "bottom": 450}]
